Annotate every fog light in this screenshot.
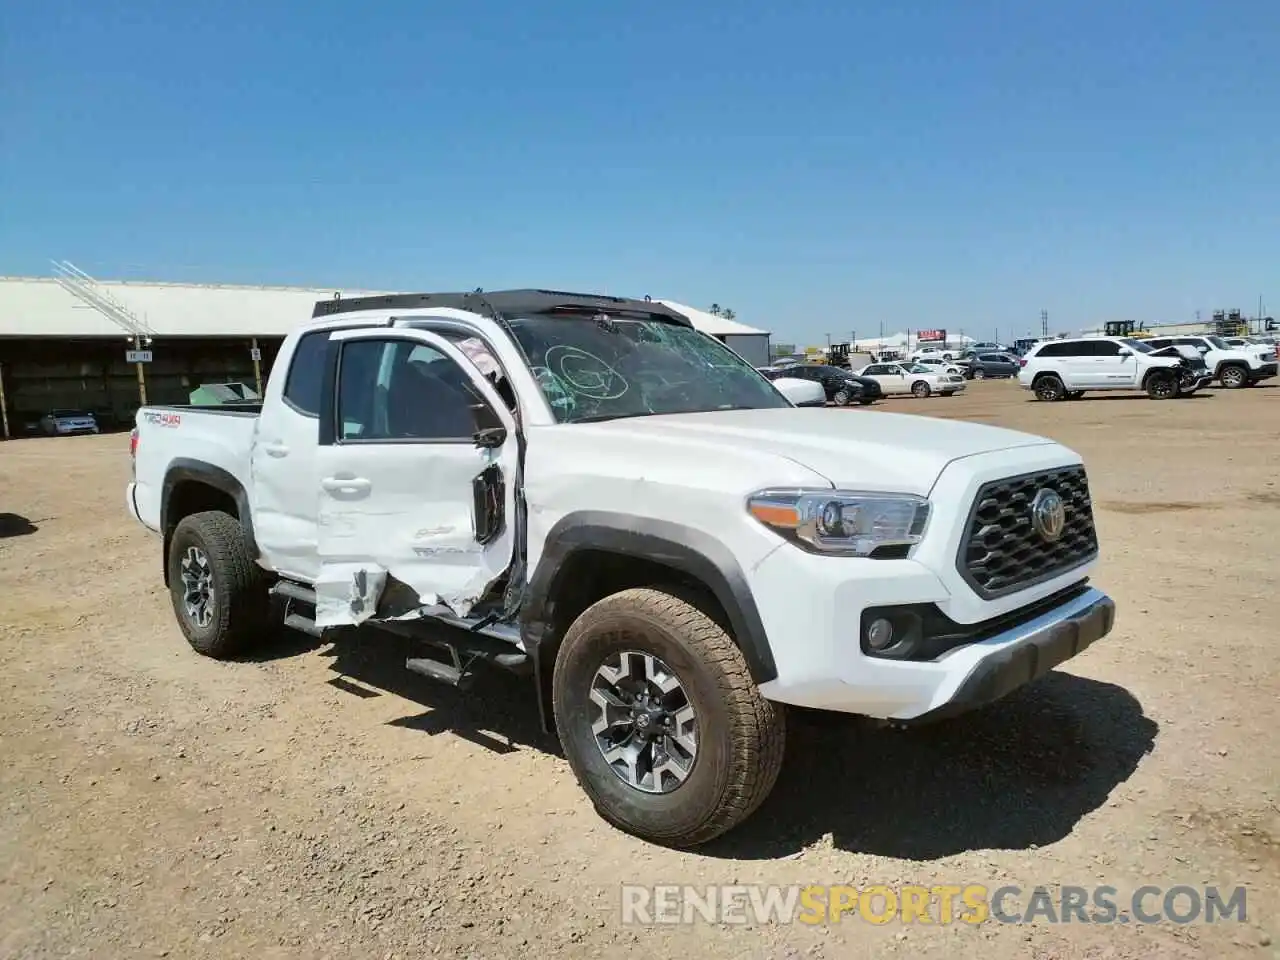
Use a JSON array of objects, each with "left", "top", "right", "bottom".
[{"left": 866, "top": 617, "right": 894, "bottom": 651}]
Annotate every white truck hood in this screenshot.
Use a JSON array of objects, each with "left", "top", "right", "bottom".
[{"left": 574, "top": 407, "right": 1059, "bottom": 496}]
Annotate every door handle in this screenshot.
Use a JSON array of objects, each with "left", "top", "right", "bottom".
[
  {"left": 262, "top": 442, "right": 290, "bottom": 457},
  {"left": 321, "top": 476, "right": 371, "bottom": 495}
]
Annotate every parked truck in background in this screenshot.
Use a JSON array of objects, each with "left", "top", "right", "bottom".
[{"left": 127, "top": 289, "right": 1116, "bottom": 847}]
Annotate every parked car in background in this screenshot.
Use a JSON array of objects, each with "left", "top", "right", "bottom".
[
  {"left": 964, "top": 341, "right": 1007, "bottom": 354},
  {"left": 754, "top": 367, "right": 827, "bottom": 407},
  {"left": 966, "top": 353, "right": 1020, "bottom": 380},
  {"left": 853, "top": 361, "right": 966, "bottom": 398},
  {"left": 914, "top": 357, "right": 967, "bottom": 377},
  {"left": 1143, "top": 335, "right": 1277, "bottom": 389},
  {"left": 38, "top": 409, "right": 101, "bottom": 436},
  {"left": 910, "top": 345, "right": 957, "bottom": 362},
  {"left": 1017, "top": 336, "right": 1208, "bottom": 400},
  {"left": 761, "top": 363, "right": 880, "bottom": 405}
]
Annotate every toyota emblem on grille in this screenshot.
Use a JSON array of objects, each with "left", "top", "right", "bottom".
[{"left": 1030, "top": 488, "right": 1066, "bottom": 542}]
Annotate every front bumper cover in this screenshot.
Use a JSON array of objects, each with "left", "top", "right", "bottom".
[{"left": 901, "top": 590, "right": 1115, "bottom": 724}]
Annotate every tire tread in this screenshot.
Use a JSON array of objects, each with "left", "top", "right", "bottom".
[
  {"left": 553, "top": 587, "right": 785, "bottom": 847},
  {"left": 169, "top": 510, "right": 268, "bottom": 658}
]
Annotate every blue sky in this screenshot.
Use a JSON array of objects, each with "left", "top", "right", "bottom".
[{"left": 1, "top": 0, "right": 1276, "bottom": 345}]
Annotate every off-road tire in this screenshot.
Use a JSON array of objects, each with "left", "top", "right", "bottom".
[
  {"left": 1034, "top": 374, "right": 1065, "bottom": 401},
  {"left": 1218, "top": 364, "right": 1248, "bottom": 389},
  {"left": 552, "top": 587, "right": 786, "bottom": 848},
  {"left": 1145, "top": 371, "right": 1179, "bottom": 400},
  {"left": 911, "top": 381, "right": 931, "bottom": 398},
  {"left": 167, "top": 511, "right": 269, "bottom": 659}
]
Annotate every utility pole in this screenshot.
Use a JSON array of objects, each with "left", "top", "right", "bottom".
[{"left": 1040, "top": 309, "right": 1049, "bottom": 338}]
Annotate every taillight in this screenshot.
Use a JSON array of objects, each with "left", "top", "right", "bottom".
[
  {"left": 129, "top": 428, "right": 139, "bottom": 458},
  {"left": 1018, "top": 358, "right": 1027, "bottom": 367}
]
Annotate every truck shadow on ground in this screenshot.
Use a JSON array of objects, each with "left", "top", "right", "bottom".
[
  {"left": 248, "top": 622, "right": 1157, "bottom": 861},
  {"left": 707, "top": 672, "right": 1158, "bottom": 861},
  {"left": 0, "top": 513, "right": 39, "bottom": 538}
]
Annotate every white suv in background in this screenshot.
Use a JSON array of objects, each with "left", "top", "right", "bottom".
[
  {"left": 1017, "top": 336, "right": 1205, "bottom": 401},
  {"left": 910, "top": 345, "right": 956, "bottom": 362},
  {"left": 1144, "top": 334, "right": 1278, "bottom": 389}
]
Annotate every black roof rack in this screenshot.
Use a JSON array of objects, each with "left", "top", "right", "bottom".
[{"left": 311, "top": 288, "right": 692, "bottom": 325}]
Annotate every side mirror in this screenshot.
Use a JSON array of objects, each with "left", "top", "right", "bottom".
[
  {"left": 471, "top": 403, "right": 507, "bottom": 448},
  {"left": 1117, "top": 348, "right": 1132, "bottom": 356},
  {"left": 1197, "top": 346, "right": 1209, "bottom": 353}
]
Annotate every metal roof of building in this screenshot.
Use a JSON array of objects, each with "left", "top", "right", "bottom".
[
  {"left": 0, "top": 277, "right": 770, "bottom": 339},
  {"left": 0, "top": 277, "right": 391, "bottom": 338}
]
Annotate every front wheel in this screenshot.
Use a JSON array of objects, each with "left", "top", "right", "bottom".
[
  {"left": 1145, "top": 371, "right": 1179, "bottom": 400},
  {"left": 551, "top": 587, "right": 786, "bottom": 848},
  {"left": 911, "top": 381, "right": 932, "bottom": 398},
  {"left": 1219, "top": 365, "right": 1248, "bottom": 389},
  {"left": 972, "top": 368, "right": 986, "bottom": 380},
  {"left": 167, "top": 511, "right": 269, "bottom": 659}
]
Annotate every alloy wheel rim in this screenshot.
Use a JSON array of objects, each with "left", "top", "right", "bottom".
[
  {"left": 180, "top": 545, "right": 215, "bottom": 628},
  {"left": 589, "top": 650, "right": 698, "bottom": 794}
]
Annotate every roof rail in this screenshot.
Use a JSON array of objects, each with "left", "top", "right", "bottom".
[{"left": 311, "top": 288, "right": 691, "bottom": 324}]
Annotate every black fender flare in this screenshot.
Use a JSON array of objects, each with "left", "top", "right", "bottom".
[
  {"left": 161, "top": 459, "right": 260, "bottom": 575},
  {"left": 519, "top": 512, "right": 778, "bottom": 733}
]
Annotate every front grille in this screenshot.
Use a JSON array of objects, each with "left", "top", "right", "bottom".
[{"left": 957, "top": 465, "right": 1098, "bottom": 599}]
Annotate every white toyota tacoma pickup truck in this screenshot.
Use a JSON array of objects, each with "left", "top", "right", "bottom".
[{"left": 127, "top": 289, "right": 1115, "bottom": 847}]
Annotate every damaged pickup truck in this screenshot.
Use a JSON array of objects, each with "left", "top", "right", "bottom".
[{"left": 128, "top": 289, "right": 1116, "bottom": 847}]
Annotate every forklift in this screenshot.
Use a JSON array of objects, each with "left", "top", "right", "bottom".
[{"left": 1103, "top": 320, "right": 1152, "bottom": 339}]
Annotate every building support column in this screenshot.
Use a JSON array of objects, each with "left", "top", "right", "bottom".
[
  {"left": 251, "top": 337, "right": 263, "bottom": 394},
  {"left": 0, "top": 361, "right": 9, "bottom": 439},
  {"left": 134, "top": 334, "right": 148, "bottom": 406}
]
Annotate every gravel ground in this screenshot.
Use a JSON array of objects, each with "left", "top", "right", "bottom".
[{"left": 1, "top": 379, "right": 1277, "bottom": 959}]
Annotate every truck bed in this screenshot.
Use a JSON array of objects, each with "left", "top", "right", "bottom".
[
  {"left": 141, "top": 402, "right": 263, "bottom": 418},
  {"left": 131, "top": 404, "right": 262, "bottom": 534}
]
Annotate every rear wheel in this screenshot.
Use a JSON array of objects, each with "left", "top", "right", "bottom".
[
  {"left": 167, "top": 511, "right": 269, "bottom": 659},
  {"left": 832, "top": 387, "right": 853, "bottom": 406},
  {"left": 911, "top": 381, "right": 931, "bottom": 398},
  {"left": 552, "top": 587, "right": 786, "bottom": 848},
  {"left": 1034, "top": 375, "right": 1066, "bottom": 401}
]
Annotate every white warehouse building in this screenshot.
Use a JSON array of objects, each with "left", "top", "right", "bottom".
[{"left": 0, "top": 275, "right": 771, "bottom": 436}]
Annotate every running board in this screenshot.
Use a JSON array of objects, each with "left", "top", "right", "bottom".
[
  {"left": 283, "top": 611, "right": 325, "bottom": 638},
  {"left": 406, "top": 655, "right": 467, "bottom": 688},
  {"left": 273, "top": 581, "right": 326, "bottom": 638},
  {"left": 271, "top": 581, "right": 317, "bottom": 605}
]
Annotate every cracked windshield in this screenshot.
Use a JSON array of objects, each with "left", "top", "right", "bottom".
[{"left": 506, "top": 313, "right": 790, "bottom": 422}]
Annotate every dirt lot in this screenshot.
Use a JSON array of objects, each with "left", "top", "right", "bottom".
[{"left": 1, "top": 380, "right": 1277, "bottom": 959}]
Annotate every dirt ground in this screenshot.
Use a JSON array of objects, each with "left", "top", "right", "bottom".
[{"left": 1, "top": 380, "right": 1278, "bottom": 960}]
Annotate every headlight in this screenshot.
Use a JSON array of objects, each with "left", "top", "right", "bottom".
[{"left": 746, "top": 488, "right": 930, "bottom": 557}]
